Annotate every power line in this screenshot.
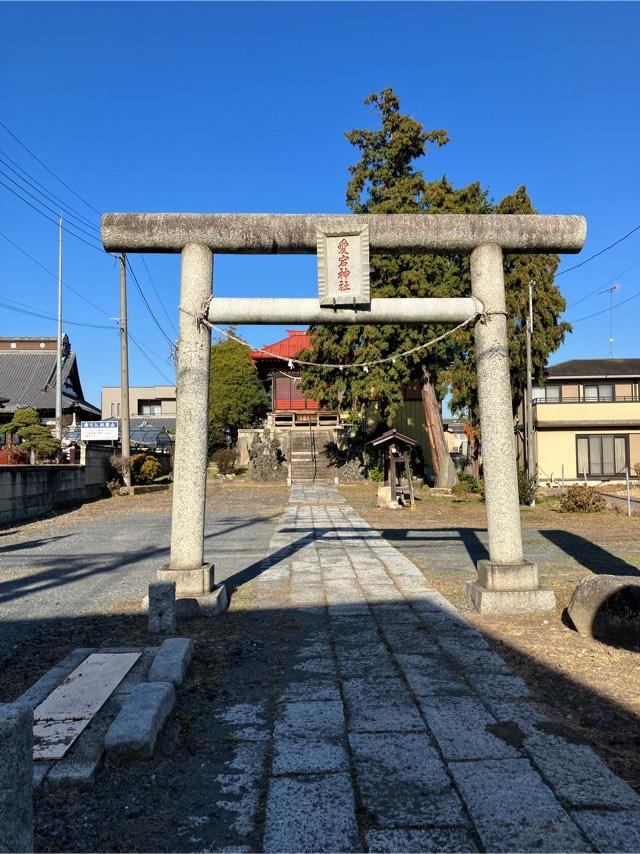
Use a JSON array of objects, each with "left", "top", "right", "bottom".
[
  {"left": 128, "top": 331, "right": 175, "bottom": 385},
  {"left": 0, "top": 119, "right": 101, "bottom": 217},
  {"left": 557, "top": 224, "right": 640, "bottom": 277},
  {"left": 125, "top": 256, "right": 176, "bottom": 348},
  {"left": 0, "top": 296, "right": 115, "bottom": 329},
  {"left": 0, "top": 229, "right": 113, "bottom": 319},
  {"left": 567, "top": 287, "right": 640, "bottom": 324},
  {"left": 0, "top": 178, "right": 105, "bottom": 253},
  {"left": 565, "top": 255, "right": 640, "bottom": 310},
  {"left": 0, "top": 167, "right": 103, "bottom": 246},
  {"left": 140, "top": 255, "right": 178, "bottom": 335},
  {"left": 0, "top": 149, "right": 98, "bottom": 231}
]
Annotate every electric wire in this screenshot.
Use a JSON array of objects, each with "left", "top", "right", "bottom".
[
  {"left": 127, "top": 331, "right": 175, "bottom": 385},
  {"left": 0, "top": 179, "right": 105, "bottom": 253},
  {"left": 0, "top": 151, "right": 98, "bottom": 232},
  {"left": 566, "top": 287, "right": 640, "bottom": 324},
  {"left": 0, "top": 119, "right": 102, "bottom": 217},
  {"left": 565, "top": 255, "right": 640, "bottom": 310},
  {"left": 0, "top": 168, "right": 104, "bottom": 245},
  {"left": 0, "top": 296, "right": 115, "bottom": 329},
  {"left": 0, "top": 230, "right": 113, "bottom": 319},
  {"left": 140, "top": 255, "right": 178, "bottom": 335},
  {"left": 557, "top": 224, "right": 640, "bottom": 277},
  {"left": 125, "top": 256, "right": 176, "bottom": 349}
]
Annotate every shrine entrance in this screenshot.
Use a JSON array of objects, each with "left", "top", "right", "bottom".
[{"left": 101, "top": 213, "right": 585, "bottom": 612}]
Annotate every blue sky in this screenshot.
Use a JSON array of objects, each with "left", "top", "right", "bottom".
[{"left": 1, "top": 1, "right": 639, "bottom": 407}]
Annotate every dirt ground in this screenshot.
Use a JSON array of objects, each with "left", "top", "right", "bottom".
[{"left": 342, "top": 483, "right": 640, "bottom": 792}]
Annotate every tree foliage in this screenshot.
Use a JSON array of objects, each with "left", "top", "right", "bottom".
[
  {"left": 0, "top": 408, "right": 61, "bottom": 460},
  {"left": 299, "top": 88, "right": 570, "bottom": 480},
  {"left": 208, "top": 331, "right": 269, "bottom": 452}
]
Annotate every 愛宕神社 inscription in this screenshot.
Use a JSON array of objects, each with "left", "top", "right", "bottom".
[{"left": 317, "top": 225, "right": 370, "bottom": 307}]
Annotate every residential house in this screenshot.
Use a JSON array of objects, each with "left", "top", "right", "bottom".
[
  {"left": 532, "top": 358, "right": 640, "bottom": 484},
  {"left": 0, "top": 336, "right": 100, "bottom": 432},
  {"left": 101, "top": 385, "right": 177, "bottom": 432}
]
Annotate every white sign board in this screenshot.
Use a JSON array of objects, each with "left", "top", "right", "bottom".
[
  {"left": 80, "top": 420, "right": 119, "bottom": 441},
  {"left": 317, "top": 225, "right": 370, "bottom": 307}
]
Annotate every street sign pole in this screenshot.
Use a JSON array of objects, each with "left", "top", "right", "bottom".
[{"left": 120, "top": 254, "right": 131, "bottom": 488}]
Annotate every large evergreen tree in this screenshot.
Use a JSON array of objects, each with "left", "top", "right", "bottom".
[
  {"left": 208, "top": 331, "right": 269, "bottom": 452},
  {"left": 300, "top": 89, "right": 570, "bottom": 485}
]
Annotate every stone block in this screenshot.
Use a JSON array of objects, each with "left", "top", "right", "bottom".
[
  {"left": 157, "top": 562, "right": 215, "bottom": 596},
  {"left": 366, "top": 829, "right": 478, "bottom": 852},
  {"left": 104, "top": 682, "right": 175, "bottom": 761},
  {"left": 450, "top": 758, "right": 587, "bottom": 851},
  {"left": 272, "top": 737, "right": 349, "bottom": 775},
  {"left": 148, "top": 581, "right": 176, "bottom": 633},
  {"left": 263, "top": 773, "right": 359, "bottom": 853},
  {"left": 349, "top": 732, "right": 465, "bottom": 827},
  {"left": 0, "top": 703, "right": 33, "bottom": 853},
  {"left": 567, "top": 574, "right": 640, "bottom": 646},
  {"left": 273, "top": 701, "right": 345, "bottom": 739},
  {"left": 476, "top": 559, "right": 539, "bottom": 591},
  {"left": 148, "top": 638, "right": 194, "bottom": 686},
  {"left": 524, "top": 731, "right": 640, "bottom": 809},
  {"left": 570, "top": 809, "right": 640, "bottom": 853},
  {"left": 418, "top": 696, "right": 520, "bottom": 761},
  {"left": 465, "top": 581, "right": 556, "bottom": 613}
]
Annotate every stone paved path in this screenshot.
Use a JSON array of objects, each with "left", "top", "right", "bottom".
[{"left": 220, "top": 486, "right": 640, "bottom": 852}]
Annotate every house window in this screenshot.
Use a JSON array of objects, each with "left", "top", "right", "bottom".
[
  {"left": 138, "top": 401, "right": 161, "bottom": 415},
  {"left": 584, "top": 384, "right": 614, "bottom": 402},
  {"left": 576, "top": 434, "right": 628, "bottom": 477},
  {"left": 110, "top": 403, "right": 116, "bottom": 417},
  {"left": 532, "top": 385, "right": 560, "bottom": 402}
]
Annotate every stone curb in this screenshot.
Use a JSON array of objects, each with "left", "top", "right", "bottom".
[
  {"left": 104, "top": 682, "right": 175, "bottom": 762},
  {"left": 16, "top": 648, "right": 94, "bottom": 711},
  {"left": 148, "top": 638, "right": 194, "bottom": 686}
]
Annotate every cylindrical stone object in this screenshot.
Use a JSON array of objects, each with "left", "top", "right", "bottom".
[
  {"left": 0, "top": 703, "right": 33, "bottom": 853},
  {"left": 101, "top": 213, "right": 586, "bottom": 255},
  {"left": 471, "top": 243, "right": 524, "bottom": 566},
  {"left": 169, "top": 243, "right": 212, "bottom": 576},
  {"left": 207, "top": 297, "right": 479, "bottom": 325}
]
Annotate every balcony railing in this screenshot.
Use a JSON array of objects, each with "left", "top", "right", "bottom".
[{"left": 533, "top": 394, "right": 640, "bottom": 405}]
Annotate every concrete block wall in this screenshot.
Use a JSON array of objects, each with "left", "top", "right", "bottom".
[{"left": 0, "top": 444, "right": 112, "bottom": 526}]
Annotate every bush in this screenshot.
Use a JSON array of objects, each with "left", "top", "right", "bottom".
[
  {"left": 558, "top": 484, "right": 607, "bottom": 513},
  {"left": 137, "top": 457, "right": 162, "bottom": 484},
  {"left": 518, "top": 470, "right": 538, "bottom": 506},
  {"left": 213, "top": 447, "right": 237, "bottom": 475},
  {"left": 452, "top": 472, "right": 481, "bottom": 496},
  {"left": 368, "top": 466, "right": 384, "bottom": 482}
]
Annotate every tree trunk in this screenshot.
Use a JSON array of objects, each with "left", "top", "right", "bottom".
[
  {"left": 420, "top": 371, "right": 458, "bottom": 489},
  {"left": 464, "top": 421, "right": 481, "bottom": 480}
]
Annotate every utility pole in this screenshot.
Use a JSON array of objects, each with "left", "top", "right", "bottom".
[
  {"left": 525, "top": 280, "right": 535, "bottom": 480},
  {"left": 119, "top": 253, "right": 131, "bottom": 488},
  {"left": 55, "top": 217, "right": 63, "bottom": 440}
]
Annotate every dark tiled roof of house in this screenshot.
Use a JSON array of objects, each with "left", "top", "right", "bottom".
[
  {"left": 547, "top": 359, "right": 640, "bottom": 378},
  {"left": 0, "top": 347, "right": 99, "bottom": 415}
]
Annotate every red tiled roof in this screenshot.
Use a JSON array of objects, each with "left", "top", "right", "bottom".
[{"left": 250, "top": 330, "right": 311, "bottom": 361}]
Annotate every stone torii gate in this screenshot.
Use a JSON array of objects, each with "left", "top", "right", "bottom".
[{"left": 101, "top": 213, "right": 586, "bottom": 613}]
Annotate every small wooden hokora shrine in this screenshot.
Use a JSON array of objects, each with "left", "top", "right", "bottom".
[{"left": 368, "top": 428, "right": 417, "bottom": 509}]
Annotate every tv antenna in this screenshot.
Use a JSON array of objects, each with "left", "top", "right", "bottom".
[{"left": 600, "top": 283, "right": 620, "bottom": 358}]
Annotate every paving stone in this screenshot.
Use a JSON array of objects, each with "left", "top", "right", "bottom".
[
  {"left": 382, "top": 627, "right": 440, "bottom": 656},
  {"left": 148, "top": 637, "right": 194, "bottom": 686},
  {"left": 343, "top": 678, "right": 424, "bottom": 733},
  {"left": 104, "top": 682, "right": 175, "bottom": 761},
  {"left": 272, "top": 737, "right": 349, "bottom": 775},
  {"left": 280, "top": 680, "right": 341, "bottom": 703},
  {"left": 335, "top": 644, "right": 397, "bottom": 678},
  {"left": 437, "top": 637, "right": 512, "bottom": 674},
  {"left": 273, "top": 701, "right": 345, "bottom": 739},
  {"left": 570, "top": 809, "right": 640, "bottom": 852},
  {"left": 450, "top": 758, "right": 587, "bottom": 852},
  {"left": 366, "top": 828, "right": 478, "bottom": 852},
  {"left": 293, "top": 658, "right": 336, "bottom": 676},
  {"left": 464, "top": 671, "right": 530, "bottom": 701},
  {"left": 419, "top": 696, "right": 520, "bottom": 760},
  {"left": 524, "top": 731, "right": 640, "bottom": 808},
  {"left": 264, "top": 773, "right": 359, "bottom": 852},
  {"left": 487, "top": 700, "right": 552, "bottom": 736},
  {"left": 349, "top": 733, "right": 465, "bottom": 827},
  {"left": 395, "top": 654, "right": 472, "bottom": 697},
  {"left": 371, "top": 603, "right": 421, "bottom": 624}
]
